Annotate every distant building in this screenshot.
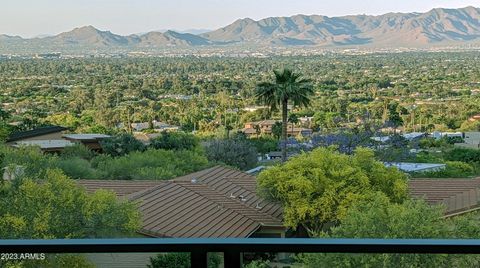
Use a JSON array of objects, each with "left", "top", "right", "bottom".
[
  {"left": 242, "top": 120, "right": 313, "bottom": 137},
  {"left": 34, "top": 52, "right": 61, "bottom": 59},
  {"left": 6, "top": 126, "right": 68, "bottom": 145},
  {"left": 7, "top": 126, "right": 110, "bottom": 153},
  {"left": 384, "top": 162, "right": 446, "bottom": 173},
  {"left": 129, "top": 121, "right": 180, "bottom": 132},
  {"left": 469, "top": 114, "right": 480, "bottom": 122},
  {"left": 13, "top": 140, "right": 75, "bottom": 152},
  {"left": 431, "top": 131, "right": 464, "bottom": 140},
  {"left": 133, "top": 132, "right": 161, "bottom": 145},
  {"left": 455, "top": 132, "right": 480, "bottom": 149},
  {"left": 402, "top": 132, "right": 427, "bottom": 141},
  {"left": 371, "top": 132, "right": 427, "bottom": 143},
  {"left": 243, "top": 106, "right": 268, "bottom": 112},
  {"left": 63, "top": 134, "right": 111, "bottom": 151}
]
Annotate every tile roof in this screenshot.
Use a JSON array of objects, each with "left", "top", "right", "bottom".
[
  {"left": 409, "top": 178, "right": 480, "bottom": 216},
  {"left": 77, "top": 166, "right": 283, "bottom": 238},
  {"left": 7, "top": 126, "right": 67, "bottom": 142},
  {"left": 76, "top": 180, "right": 164, "bottom": 197}
]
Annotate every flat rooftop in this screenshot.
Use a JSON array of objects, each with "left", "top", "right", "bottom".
[{"left": 384, "top": 162, "right": 446, "bottom": 172}]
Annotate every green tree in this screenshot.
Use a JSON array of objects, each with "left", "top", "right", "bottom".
[
  {"left": 150, "top": 132, "right": 199, "bottom": 151},
  {"left": 148, "top": 253, "right": 222, "bottom": 268},
  {"left": 204, "top": 138, "right": 258, "bottom": 170},
  {"left": 300, "top": 194, "right": 480, "bottom": 267},
  {"left": 61, "top": 144, "right": 95, "bottom": 160},
  {"left": 0, "top": 169, "right": 140, "bottom": 239},
  {"left": 100, "top": 133, "right": 145, "bottom": 157},
  {"left": 257, "top": 147, "right": 408, "bottom": 236},
  {"left": 256, "top": 69, "right": 313, "bottom": 162},
  {"left": 0, "top": 108, "right": 11, "bottom": 142}
]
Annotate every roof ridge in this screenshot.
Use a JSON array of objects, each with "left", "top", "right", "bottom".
[{"left": 176, "top": 181, "right": 282, "bottom": 226}]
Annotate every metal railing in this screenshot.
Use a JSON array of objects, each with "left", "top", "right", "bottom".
[{"left": 1, "top": 238, "right": 480, "bottom": 268}]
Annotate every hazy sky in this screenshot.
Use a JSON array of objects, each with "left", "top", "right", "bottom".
[{"left": 2, "top": 0, "right": 479, "bottom": 37}]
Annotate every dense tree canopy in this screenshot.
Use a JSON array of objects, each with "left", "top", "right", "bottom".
[
  {"left": 0, "top": 169, "right": 140, "bottom": 239},
  {"left": 203, "top": 137, "right": 258, "bottom": 171},
  {"left": 257, "top": 147, "right": 408, "bottom": 236},
  {"left": 300, "top": 193, "right": 480, "bottom": 267}
]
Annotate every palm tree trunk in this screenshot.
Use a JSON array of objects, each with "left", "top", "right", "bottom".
[{"left": 282, "top": 99, "right": 288, "bottom": 162}]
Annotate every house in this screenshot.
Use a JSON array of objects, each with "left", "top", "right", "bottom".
[
  {"left": 242, "top": 120, "right": 313, "bottom": 137},
  {"left": 63, "top": 134, "right": 111, "bottom": 151},
  {"left": 464, "top": 132, "right": 480, "bottom": 144},
  {"left": 6, "top": 126, "right": 112, "bottom": 153},
  {"left": 402, "top": 132, "right": 427, "bottom": 141},
  {"left": 6, "top": 125, "right": 72, "bottom": 153},
  {"left": 409, "top": 178, "right": 480, "bottom": 217},
  {"left": 243, "top": 106, "right": 268, "bottom": 112},
  {"left": 77, "top": 166, "right": 285, "bottom": 239},
  {"left": 455, "top": 132, "right": 480, "bottom": 150},
  {"left": 468, "top": 114, "right": 480, "bottom": 122},
  {"left": 13, "top": 140, "right": 75, "bottom": 152},
  {"left": 152, "top": 121, "right": 180, "bottom": 132},
  {"left": 431, "top": 131, "right": 464, "bottom": 140},
  {"left": 129, "top": 121, "right": 180, "bottom": 132},
  {"left": 384, "top": 162, "right": 446, "bottom": 173},
  {"left": 133, "top": 132, "right": 162, "bottom": 145},
  {"left": 6, "top": 125, "right": 67, "bottom": 145}
]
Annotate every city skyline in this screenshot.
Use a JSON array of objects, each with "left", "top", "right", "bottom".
[{"left": 1, "top": 0, "right": 479, "bottom": 38}]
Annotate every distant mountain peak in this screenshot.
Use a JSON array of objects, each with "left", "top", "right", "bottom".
[{"left": 2, "top": 6, "right": 480, "bottom": 52}]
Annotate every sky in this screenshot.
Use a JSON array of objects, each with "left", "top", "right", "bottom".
[{"left": 1, "top": 0, "right": 480, "bottom": 37}]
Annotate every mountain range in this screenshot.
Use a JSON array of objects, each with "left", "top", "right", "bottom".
[{"left": 2, "top": 6, "right": 480, "bottom": 52}]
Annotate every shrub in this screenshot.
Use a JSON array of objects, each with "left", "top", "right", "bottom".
[
  {"left": 445, "top": 148, "right": 480, "bottom": 164},
  {"left": 0, "top": 145, "right": 56, "bottom": 180},
  {"left": 95, "top": 149, "right": 209, "bottom": 180},
  {"left": 57, "top": 157, "right": 100, "bottom": 179},
  {"left": 148, "top": 253, "right": 222, "bottom": 268},
  {"left": 61, "top": 143, "right": 95, "bottom": 160},
  {"left": 249, "top": 136, "right": 279, "bottom": 154},
  {"left": 203, "top": 138, "right": 258, "bottom": 170},
  {"left": 100, "top": 134, "right": 145, "bottom": 157},
  {"left": 150, "top": 132, "right": 199, "bottom": 151}
]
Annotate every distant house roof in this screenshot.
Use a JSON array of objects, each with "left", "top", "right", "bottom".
[
  {"left": 384, "top": 162, "right": 446, "bottom": 173},
  {"left": 63, "top": 134, "right": 111, "bottom": 141},
  {"left": 402, "top": 132, "right": 427, "bottom": 141},
  {"left": 13, "top": 140, "right": 74, "bottom": 150},
  {"left": 77, "top": 166, "right": 283, "bottom": 238},
  {"left": 409, "top": 178, "right": 480, "bottom": 216},
  {"left": 469, "top": 114, "right": 480, "bottom": 121},
  {"left": 7, "top": 126, "right": 67, "bottom": 142},
  {"left": 371, "top": 136, "right": 391, "bottom": 143}
]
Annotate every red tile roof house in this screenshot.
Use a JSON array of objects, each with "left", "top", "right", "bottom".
[
  {"left": 76, "top": 166, "right": 284, "bottom": 267},
  {"left": 409, "top": 178, "right": 480, "bottom": 217},
  {"left": 78, "top": 166, "right": 284, "bottom": 239}
]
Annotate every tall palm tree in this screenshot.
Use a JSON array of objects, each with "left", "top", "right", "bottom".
[{"left": 256, "top": 69, "right": 313, "bottom": 162}]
